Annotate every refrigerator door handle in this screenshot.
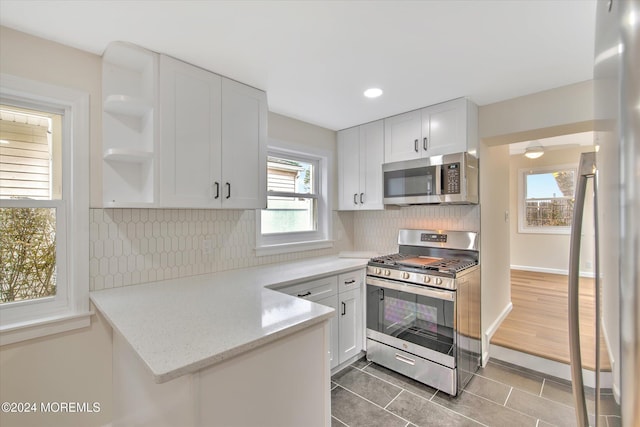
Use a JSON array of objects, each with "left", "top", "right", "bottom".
[{"left": 568, "top": 151, "right": 597, "bottom": 427}]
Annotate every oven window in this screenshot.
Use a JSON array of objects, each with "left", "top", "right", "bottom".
[
  {"left": 367, "top": 284, "right": 454, "bottom": 355},
  {"left": 384, "top": 166, "right": 437, "bottom": 198}
]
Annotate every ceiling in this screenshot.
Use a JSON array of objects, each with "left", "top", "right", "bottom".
[
  {"left": 509, "top": 131, "right": 595, "bottom": 155},
  {"left": 0, "top": 1, "right": 597, "bottom": 131}
]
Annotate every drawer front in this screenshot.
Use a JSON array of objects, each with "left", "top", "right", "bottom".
[
  {"left": 338, "top": 269, "right": 364, "bottom": 293},
  {"left": 281, "top": 276, "right": 338, "bottom": 302},
  {"left": 366, "top": 338, "right": 456, "bottom": 396}
]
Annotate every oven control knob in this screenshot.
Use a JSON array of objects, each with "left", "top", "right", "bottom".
[
  {"left": 402, "top": 272, "right": 410, "bottom": 280},
  {"left": 435, "top": 278, "right": 443, "bottom": 286},
  {"left": 424, "top": 276, "right": 431, "bottom": 284},
  {"left": 384, "top": 269, "right": 391, "bottom": 276},
  {"left": 374, "top": 268, "right": 381, "bottom": 275}
]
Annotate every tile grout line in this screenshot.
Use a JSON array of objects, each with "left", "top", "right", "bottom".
[
  {"left": 332, "top": 414, "right": 350, "bottom": 427},
  {"left": 384, "top": 388, "right": 404, "bottom": 410},
  {"left": 503, "top": 386, "right": 514, "bottom": 407},
  {"left": 335, "top": 384, "right": 413, "bottom": 426},
  {"left": 355, "top": 366, "right": 424, "bottom": 398},
  {"left": 422, "top": 392, "right": 492, "bottom": 427}
]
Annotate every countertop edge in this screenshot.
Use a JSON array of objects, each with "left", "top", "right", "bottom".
[{"left": 151, "top": 309, "right": 335, "bottom": 384}]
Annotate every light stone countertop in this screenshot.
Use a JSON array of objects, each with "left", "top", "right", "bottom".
[{"left": 90, "top": 255, "right": 368, "bottom": 384}]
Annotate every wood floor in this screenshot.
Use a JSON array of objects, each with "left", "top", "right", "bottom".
[{"left": 491, "top": 269, "right": 611, "bottom": 371}]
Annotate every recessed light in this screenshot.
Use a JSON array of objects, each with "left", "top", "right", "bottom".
[{"left": 364, "top": 88, "right": 383, "bottom": 98}]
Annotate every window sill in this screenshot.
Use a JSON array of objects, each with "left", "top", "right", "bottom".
[
  {"left": 255, "top": 240, "right": 334, "bottom": 257},
  {"left": 0, "top": 311, "right": 94, "bottom": 346}
]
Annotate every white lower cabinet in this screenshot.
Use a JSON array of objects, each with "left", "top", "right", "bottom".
[
  {"left": 316, "top": 294, "right": 339, "bottom": 369},
  {"left": 278, "top": 268, "right": 365, "bottom": 370},
  {"left": 113, "top": 324, "right": 331, "bottom": 427},
  {"left": 338, "top": 287, "right": 363, "bottom": 364}
]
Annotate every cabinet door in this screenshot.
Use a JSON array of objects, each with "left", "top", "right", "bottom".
[
  {"left": 337, "top": 126, "right": 361, "bottom": 211},
  {"left": 359, "top": 120, "right": 384, "bottom": 210},
  {"left": 423, "top": 98, "right": 466, "bottom": 157},
  {"left": 383, "top": 109, "right": 422, "bottom": 163},
  {"left": 221, "top": 78, "right": 267, "bottom": 209},
  {"left": 159, "top": 55, "right": 222, "bottom": 207},
  {"left": 316, "top": 294, "right": 340, "bottom": 370},
  {"left": 338, "top": 288, "right": 363, "bottom": 364}
]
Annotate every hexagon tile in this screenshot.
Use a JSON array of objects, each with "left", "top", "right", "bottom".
[
  {"left": 89, "top": 205, "right": 478, "bottom": 291},
  {"left": 89, "top": 208, "right": 354, "bottom": 291}
]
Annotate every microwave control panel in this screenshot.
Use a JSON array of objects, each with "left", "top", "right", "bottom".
[{"left": 442, "top": 162, "right": 461, "bottom": 194}]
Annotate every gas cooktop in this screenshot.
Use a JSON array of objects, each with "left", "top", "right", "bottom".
[{"left": 369, "top": 253, "right": 477, "bottom": 275}]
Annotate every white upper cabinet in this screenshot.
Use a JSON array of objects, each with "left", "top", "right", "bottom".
[
  {"left": 383, "top": 109, "right": 422, "bottom": 163},
  {"left": 384, "top": 97, "right": 478, "bottom": 163},
  {"left": 159, "top": 54, "right": 222, "bottom": 208},
  {"left": 158, "top": 56, "right": 267, "bottom": 209},
  {"left": 337, "top": 120, "right": 384, "bottom": 211},
  {"left": 220, "top": 78, "right": 267, "bottom": 209},
  {"left": 102, "top": 43, "right": 267, "bottom": 209}
]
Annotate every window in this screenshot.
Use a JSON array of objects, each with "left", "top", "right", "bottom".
[
  {"left": 1, "top": 105, "right": 62, "bottom": 305},
  {"left": 518, "top": 165, "right": 576, "bottom": 234},
  {"left": 0, "top": 74, "right": 89, "bottom": 345},
  {"left": 256, "top": 141, "right": 332, "bottom": 255}
]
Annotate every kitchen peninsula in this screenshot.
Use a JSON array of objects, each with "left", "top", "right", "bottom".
[{"left": 90, "top": 256, "right": 367, "bottom": 427}]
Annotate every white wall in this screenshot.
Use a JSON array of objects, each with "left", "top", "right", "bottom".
[
  {"left": 509, "top": 145, "right": 596, "bottom": 275},
  {"left": 478, "top": 143, "right": 511, "bottom": 362},
  {"left": 0, "top": 26, "right": 112, "bottom": 427}
]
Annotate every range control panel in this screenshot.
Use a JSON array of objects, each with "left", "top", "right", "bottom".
[{"left": 421, "top": 233, "right": 447, "bottom": 243}]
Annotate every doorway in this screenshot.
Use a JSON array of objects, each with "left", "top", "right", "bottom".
[{"left": 490, "top": 132, "right": 611, "bottom": 372}]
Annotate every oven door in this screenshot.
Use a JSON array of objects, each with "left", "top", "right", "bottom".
[{"left": 366, "top": 276, "right": 456, "bottom": 368}]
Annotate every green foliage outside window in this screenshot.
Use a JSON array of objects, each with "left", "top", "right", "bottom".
[{"left": 0, "top": 208, "right": 56, "bottom": 303}]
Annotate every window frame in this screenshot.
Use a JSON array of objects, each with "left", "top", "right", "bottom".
[
  {"left": 255, "top": 140, "right": 332, "bottom": 256},
  {"left": 0, "top": 74, "right": 90, "bottom": 345},
  {"left": 518, "top": 164, "right": 577, "bottom": 235}
]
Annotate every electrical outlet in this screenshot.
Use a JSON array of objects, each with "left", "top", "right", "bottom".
[{"left": 202, "top": 238, "right": 214, "bottom": 255}]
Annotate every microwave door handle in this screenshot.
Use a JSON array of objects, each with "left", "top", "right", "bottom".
[{"left": 436, "top": 165, "right": 442, "bottom": 196}]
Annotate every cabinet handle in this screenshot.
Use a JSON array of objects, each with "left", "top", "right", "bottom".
[
  {"left": 341, "top": 302, "right": 346, "bottom": 316},
  {"left": 353, "top": 193, "right": 358, "bottom": 205},
  {"left": 226, "top": 182, "right": 231, "bottom": 199},
  {"left": 214, "top": 182, "right": 220, "bottom": 199},
  {"left": 344, "top": 279, "right": 356, "bottom": 285},
  {"left": 423, "top": 137, "right": 428, "bottom": 151},
  {"left": 414, "top": 139, "right": 419, "bottom": 152},
  {"left": 297, "top": 291, "right": 311, "bottom": 298},
  {"left": 380, "top": 289, "right": 384, "bottom": 301},
  {"left": 360, "top": 193, "right": 364, "bottom": 204}
]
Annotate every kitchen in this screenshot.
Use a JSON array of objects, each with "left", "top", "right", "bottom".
[{"left": 0, "top": 1, "right": 637, "bottom": 427}]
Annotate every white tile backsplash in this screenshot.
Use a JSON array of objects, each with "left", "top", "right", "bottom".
[
  {"left": 353, "top": 205, "right": 480, "bottom": 254},
  {"left": 89, "top": 209, "right": 354, "bottom": 291},
  {"left": 89, "top": 204, "right": 477, "bottom": 291}
]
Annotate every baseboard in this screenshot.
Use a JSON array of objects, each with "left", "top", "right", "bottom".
[
  {"left": 489, "top": 344, "right": 613, "bottom": 389},
  {"left": 601, "top": 321, "right": 620, "bottom": 404},
  {"left": 483, "top": 301, "right": 512, "bottom": 366},
  {"left": 510, "top": 264, "right": 595, "bottom": 278}
]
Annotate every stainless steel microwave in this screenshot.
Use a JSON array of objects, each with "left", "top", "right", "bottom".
[{"left": 382, "top": 152, "right": 478, "bottom": 205}]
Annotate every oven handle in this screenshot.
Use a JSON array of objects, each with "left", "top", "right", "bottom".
[{"left": 366, "top": 276, "right": 455, "bottom": 301}]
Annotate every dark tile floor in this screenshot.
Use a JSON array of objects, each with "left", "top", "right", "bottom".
[{"left": 331, "top": 357, "right": 621, "bottom": 427}]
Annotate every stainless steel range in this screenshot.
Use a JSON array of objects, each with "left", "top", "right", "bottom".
[{"left": 366, "top": 229, "right": 480, "bottom": 396}]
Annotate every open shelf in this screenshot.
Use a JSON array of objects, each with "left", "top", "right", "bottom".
[
  {"left": 104, "top": 94, "right": 153, "bottom": 118},
  {"left": 103, "top": 148, "right": 153, "bottom": 163}
]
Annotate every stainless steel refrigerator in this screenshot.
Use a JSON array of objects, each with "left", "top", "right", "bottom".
[{"left": 568, "top": 1, "right": 639, "bottom": 426}]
